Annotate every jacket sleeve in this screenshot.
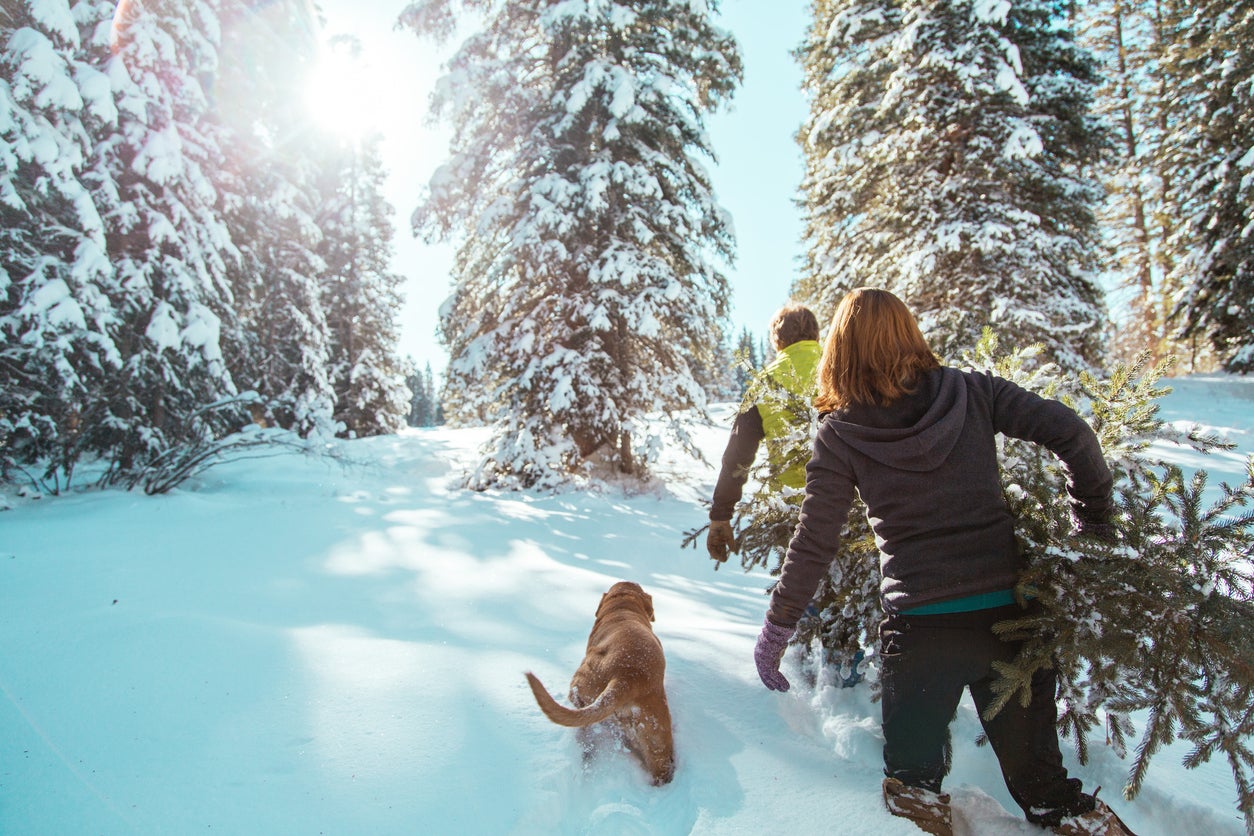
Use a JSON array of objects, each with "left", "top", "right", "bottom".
[
  {"left": 987, "top": 374, "right": 1114, "bottom": 525},
  {"left": 766, "top": 424, "right": 857, "bottom": 628},
  {"left": 710, "top": 405, "right": 766, "bottom": 521}
]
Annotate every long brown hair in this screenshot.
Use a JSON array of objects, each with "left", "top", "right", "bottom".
[{"left": 814, "top": 288, "right": 940, "bottom": 412}]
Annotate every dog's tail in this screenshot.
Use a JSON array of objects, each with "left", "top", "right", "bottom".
[{"left": 525, "top": 672, "right": 625, "bottom": 727}]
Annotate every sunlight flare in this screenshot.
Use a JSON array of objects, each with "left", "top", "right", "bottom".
[{"left": 305, "top": 37, "right": 381, "bottom": 140}]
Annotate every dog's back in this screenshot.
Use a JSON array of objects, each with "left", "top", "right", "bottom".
[{"left": 525, "top": 582, "right": 675, "bottom": 785}]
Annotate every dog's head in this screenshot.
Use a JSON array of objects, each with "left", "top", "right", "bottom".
[{"left": 595, "top": 581, "right": 655, "bottom": 622}]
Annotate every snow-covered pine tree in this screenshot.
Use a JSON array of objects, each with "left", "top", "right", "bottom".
[
  {"left": 403, "top": 0, "right": 742, "bottom": 488},
  {"left": 210, "top": 0, "right": 336, "bottom": 437},
  {"left": 794, "top": 0, "right": 902, "bottom": 320},
  {"left": 795, "top": 0, "right": 1110, "bottom": 373},
  {"left": 692, "top": 326, "right": 738, "bottom": 404},
  {"left": 0, "top": 0, "right": 118, "bottom": 487},
  {"left": 1077, "top": 0, "right": 1177, "bottom": 367},
  {"left": 1162, "top": 1, "right": 1254, "bottom": 373},
  {"left": 732, "top": 326, "right": 765, "bottom": 397},
  {"left": 403, "top": 357, "right": 440, "bottom": 428},
  {"left": 314, "top": 132, "right": 409, "bottom": 438},
  {"left": 87, "top": 0, "right": 247, "bottom": 484}
]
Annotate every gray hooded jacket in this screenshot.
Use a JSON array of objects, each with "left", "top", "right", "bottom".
[{"left": 767, "top": 366, "right": 1113, "bottom": 627}]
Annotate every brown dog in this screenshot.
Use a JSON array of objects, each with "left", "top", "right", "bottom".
[{"left": 525, "top": 581, "right": 675, "bottom": 785}]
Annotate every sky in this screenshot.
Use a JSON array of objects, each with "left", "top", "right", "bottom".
[
  {"left": 3, "top": 377, "right": 1252, "bottom": 834},
  {"left": 313, "top": 0, "right": 812, "bottom": 373}
]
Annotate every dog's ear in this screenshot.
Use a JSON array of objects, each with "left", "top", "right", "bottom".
[
  {"left": 643, "top": 592, "right": 655, "bottom": 622},
  {"left": 595, "top": 592, "right": 609, "bottom": 618}
]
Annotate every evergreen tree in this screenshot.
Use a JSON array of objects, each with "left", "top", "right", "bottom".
[
  {"left": 794, "top": 0, "right": 901, "bottom": 320},
  {"left": 732, "top": 326, "right": 764, "bottom": 397},
  {"left": 426, "top": 363, "right": 444, "bottom": 426},
  {"left": 211, "top": 0, "right": 336, "bottom": 436},
  {"left": 694, "top": 325, "right": 738, "bottom": 403},
  {"left": 89, "top": 0, "right": 247, "bottom": 483},
  {"left": 403, "top": 358, "right": 426, "bottom": 427},
  {"left": 795, "top": 0, "right": 1110, "bottom": 373},
  {"left": 1163, "top": 1, "right": 1254, "bottom": 373},
  {"left": 404, "top": 0, "right": 742, "bottom": 488},
  {"left": 403, "top": 360, "right": 443, "bottom": 428},
  {"left": 1076, "top": 0, "right": 1216, "bottom": 370},
  {"left": 981, "top": 338, "right": 1254, "bottom": 829},
  {"left": 0, "top": 0, "right": 117, "bottom": 486},
  {"left": 682, "top": 357, "right": 876, "bottom": 669},
  {"left": 315, "top": 132, "right": 409, "bottom": 438},
  {"left": 1077, "top": 0, "right": 1162, "bottom": 365}
]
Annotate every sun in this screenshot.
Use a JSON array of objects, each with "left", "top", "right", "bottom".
[{"left": 304, "top": 37, "right": 383, "bottom": 140}]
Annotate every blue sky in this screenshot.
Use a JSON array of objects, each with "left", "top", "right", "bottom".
[{"left": 318, "top": 0, "right": 811, "bottom": 373}]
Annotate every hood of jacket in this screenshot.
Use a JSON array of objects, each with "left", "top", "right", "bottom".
[{"left": 825, "top": 366, "right": 968, "bottom": 472}]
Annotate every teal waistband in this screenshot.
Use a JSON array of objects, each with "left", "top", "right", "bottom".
[{"left": 899, "top": 588, "right": 1019, "bottom": 616}]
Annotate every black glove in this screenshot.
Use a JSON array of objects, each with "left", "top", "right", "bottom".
[{"left": 1073, "top": 512, "right": 1118, "bottom": 544}]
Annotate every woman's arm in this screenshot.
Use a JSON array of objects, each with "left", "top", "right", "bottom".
[
  {"left": 767, "top": 426, "right": 858, "bottom": 628},
  {"left": 988, "top": 374, "right": 1114, "bottom": 525}
]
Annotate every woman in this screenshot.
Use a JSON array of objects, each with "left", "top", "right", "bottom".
[{"left": 753, "top": 288, "right": 1133, "bottom": 836}]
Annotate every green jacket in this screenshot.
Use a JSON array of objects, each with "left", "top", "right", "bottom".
[{"left": 748, "top": 339, "right": 821, "bottom": 489}]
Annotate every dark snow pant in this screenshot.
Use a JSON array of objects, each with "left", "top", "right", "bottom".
[{"left": 879, "top": 602, "right": 1095, "bottom": 826}]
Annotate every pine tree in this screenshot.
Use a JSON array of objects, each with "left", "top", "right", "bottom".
[
  {"left": 315, "top": 132, "right": 409, "bottom": 438},
  {"left": 0, "top": 0, "right": 118, "bottom": 486},
  {"left": 1077, "top": 0, "right": 1217, "bottom": 370},
  {"left": 1163, "top": 1, "right": 1254, "bottom": 373},
  {"left": 1077, "top": 0, "right": 1161, "bottom": 365},
  {"left": 404, "top": 0, "right": 742, "bottom": 488},
  {"left": 694, "top": 326, "right": 738, "bottom": 403},
  {"left": 211, "top": 0, "right": 336, "bottom": 437},
  {"left": 403, "top": 358, "right": 426, "bottom": 427},
  {"left": 402, "top": 359, "right": 444, "bottom": 427},
  {"left": 686, "top": 360, "right": 877, "bottom": 667},
  {"left": 795, "top": 0, "right": 1110, "bottom": 373},
  {"left": 794, "top": 0, "right": 902, "bottom": 320},
  {"left": 88, "top": 0, "right": 247, "bottom": 484},
  {"left": 732, "top": 326, "right": 764, "bottom": 397},
  {"left": 427, "top": 363, "right": 444, "bottom": 426},
  {"left": 978, "top": 337, "right": 1254, "bottom": 829}
]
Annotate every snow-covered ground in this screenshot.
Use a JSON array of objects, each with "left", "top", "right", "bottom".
[{"left": 2, "top": 375, "right": 1251, "bottom": 835}]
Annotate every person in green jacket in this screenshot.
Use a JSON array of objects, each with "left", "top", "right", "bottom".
[{"left": 706, "top": 303, "right": 821, "bottom": 563}]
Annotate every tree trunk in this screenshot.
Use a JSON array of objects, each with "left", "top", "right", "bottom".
[{"left": 619, "top": 430, "right": 634, "bottom": 475}]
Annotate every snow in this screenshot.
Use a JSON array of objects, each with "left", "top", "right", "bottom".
[
  {"left": 9, "top": 28, "right": 83, "bottom": 112},
  {"left": 143, "top": 300, "right": 179, "bottom": 351},
  {"left": 30, "top": 0, "right": 80, "bottom": 46},
  {"left": 972, "top": 0, "right": 1012, "bottom": 25},
  {"left": 2, "top": 378, "right": 1252, "bottom": 835},
  {"left": 1003, "top": 124, "right": 1043, "bottom": 160}
]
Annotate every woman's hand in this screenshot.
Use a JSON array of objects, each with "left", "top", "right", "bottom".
[{"left": 754, "top": 618, "right": 796, "bottom": 691}]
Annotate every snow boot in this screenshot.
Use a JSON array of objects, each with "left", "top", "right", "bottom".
[
  {"left": 1051, "top": 794, "right": 1137, "bottom": 836},
  {"left": 882, "top": 776, "right": 953, "bottom": 836}
]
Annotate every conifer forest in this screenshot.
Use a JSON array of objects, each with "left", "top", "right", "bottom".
[{"left": 1, "top": 0, "right": 1250, "bottom": 490}]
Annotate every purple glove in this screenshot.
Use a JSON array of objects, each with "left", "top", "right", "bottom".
[{"left": 754, "top": 618, "right": 795, "bottom": 692}]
